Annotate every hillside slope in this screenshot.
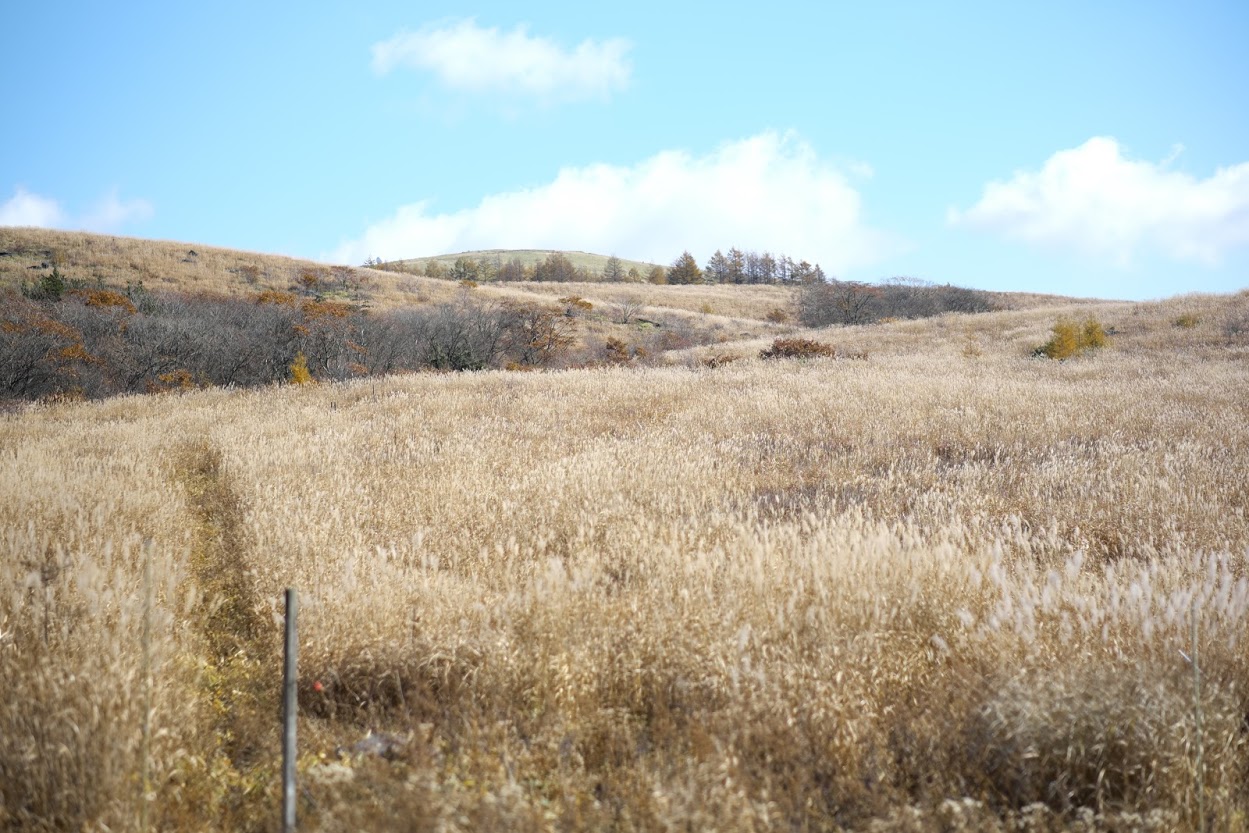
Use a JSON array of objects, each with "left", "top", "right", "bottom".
[
  {"left": 391, "top": 248, "right": 662, "bottom": 277},
  {"left": 0, "top": 227, "right": 1087, "bottom": 322},
  {"left": 2, "top": 285, "right": 1248, "bottom": 830}
]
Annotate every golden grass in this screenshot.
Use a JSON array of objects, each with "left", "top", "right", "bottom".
[
  {"left": 504, "top": 279, "right": 797, "bottom": 322},
  {"left": 0, "top": 230, "right": 796, "bottom": 343},
  {"left": 0, "top": 227, "right": 462, "bottom": 312},
  {"left": 2, "top": 249, "right": 1249, "bottom": 829}
]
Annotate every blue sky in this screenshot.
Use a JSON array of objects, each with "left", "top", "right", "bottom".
[{"left": 3, "top": 1, "right": 1246, "bottom": 300}]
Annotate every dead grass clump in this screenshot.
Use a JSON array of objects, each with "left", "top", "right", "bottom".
[
  {"left": 0, "top": 531, "right": 194, "bottom": 831},
  {"left": 699, "top": 353, "right": 741, "bottom": 369},
  {"left": 759, "top": 337, "right": 837, "bottom": 360},
  {"left": 764, "top": 307, "right": 789, "bottom": 323},
  {"left": 1173, "top": 313, "right": 1200, "bottom": 329},
  {"left": 967, "top": 666, "right": 1210, "bottom": 813}
]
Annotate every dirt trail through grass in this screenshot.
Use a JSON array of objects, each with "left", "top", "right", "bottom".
[{"left": 173, "top": 441, "right": 279, "bottom": 824}]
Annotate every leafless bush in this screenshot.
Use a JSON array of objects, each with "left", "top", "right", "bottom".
[
  {"left": 799, "top": 278, "right": 996, "bottom": 327},
  {"left": 1223, "top": 308, "right": 1249, "bottom": 342},
  {"left": 760, "top": 337, "right": 837, "bottom": 359},
  {"left": 611, "top": 296, "right": 644, "bottom": 325}
]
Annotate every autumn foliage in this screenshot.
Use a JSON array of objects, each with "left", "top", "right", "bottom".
[{"left": 1037, "top": 316, "right": 1109, "bottom": 359}]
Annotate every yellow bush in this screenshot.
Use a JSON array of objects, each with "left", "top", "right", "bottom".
[
  {"left": 289, "top": 351, "right": 313, "bottom": 385},
  {"left": 1037, "top": 317, "right": 1108, "bottom": 359},
  {"left": 1173, "top": 313, "right": 1200, "bottom": 329},
  {"left": 1082, "top": 318, "right": 1108, "bottom": 349}
]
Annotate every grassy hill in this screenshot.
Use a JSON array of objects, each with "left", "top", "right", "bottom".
[
  {"left": 1, "top": 226, "right": 343, "bottom": 297},
  {"left": 0, "top": 227, "right": 1089, "bottom": 334},
  {"left": 3, "top": 227, "right": 1249, "bottom": 827},
  {"left": 390, "top": 248, "right": 662, "bottom": 277},
  {"left": 0, "top": 228, "right": 786, "bottom": 322},
  {"left": 2, "top": 274, "right": 1248, "bottom": 829},
  {"left": 3, "top": 227, "right": 1240, "bottom": 402}
]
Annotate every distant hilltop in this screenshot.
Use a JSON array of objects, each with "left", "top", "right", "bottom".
[
  {"left": 370, "top": 247, "right": 833, "bottom": 285},
  {"left": 375, "top": 249, "right": 662, "bottom": 283}
]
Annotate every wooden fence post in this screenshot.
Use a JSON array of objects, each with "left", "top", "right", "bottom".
[{"left": 282, "top": 588, "right": 298, "bottom": 833}]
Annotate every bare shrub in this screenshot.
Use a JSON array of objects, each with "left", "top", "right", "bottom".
[
  {"left": 699, "top": 353, "right": 741, "bottom": 368},
  {"left": 558, "top": 295, "right": 593, "bottom": 316},
  {"left": 1224, "top": 309, "right": 1249, "bottom": 342},
  {"left": 760, "top": 337, "right": 837, "bottom": 359},
  {"left": 612, "top": 296, "right": 644, "bottom": 325},
  {"left": 800, "top": 278, "right": 995, "bottom": 327},
  {"left": 506, "top": 304, "right": 576, "bottom": 367}
]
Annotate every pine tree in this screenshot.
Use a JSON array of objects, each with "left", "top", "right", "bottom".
[
  {"left": 450, "top": 257, "right": 480, "bottom": 282},
  {"left": 727, "top": 248, "right": 746, "bottom": 284},
  {"left": 534, "top": 252, "right": 577, "bottom": 282},
  {"left": 667, "top": 251, "right": 703, "bottom": 285},
  {"left": 758, "top": 252, "right": 777, "bottom": 284},
  {"left": 602, "top": 255, "right": 626, "bottom": 282},
  {"left": 497, "top": 257, "right": 527, "bottom": 281},
  {"left": 705, "top": 250, "right": 729, "bottom": 284}
]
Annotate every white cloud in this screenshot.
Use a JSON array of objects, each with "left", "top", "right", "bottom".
[
  {"left": 371, "top": 19, "right": 631, "bottom": 102},
  {"left": 949, "top": 137, "right": 1249, "bottom": 266},
  {"left": 0, "top": 186, "right": 153, "bottom": 233},
  {"left": 329, "top": 131, "right": 899, "bottom": 273},
  {"left": 0, "top": 187, "right": 65, "bottom": 228},
  {"left": 81, "top": 190, "right": 154, "bottom": 232}
]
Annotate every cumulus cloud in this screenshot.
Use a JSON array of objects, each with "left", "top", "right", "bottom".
[
  {"left": 329, "top": 131, "right": 899, "bottom": 273},
  {"left": 371, "top": 18, "right": 631, "bottom": 102},
  {"left": 0, "top": 186, "right": 153, "bottom": 233},
  {"left": 81, "top": 190, "right": 154, "bottom": 232},
  {"left": 0, "top": 187, "right": 65, "bottom": 228},
  {"left": 949, "top": 137, "right": 1249, "bottom": 266}
]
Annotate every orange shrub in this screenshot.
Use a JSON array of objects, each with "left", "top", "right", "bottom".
[
  {"left": 70, "top": 288, "right": 137, "bottom": 314},
  {"left": 759, "top": 338, "right": 837, "bottom": 360},
  {"left": 255, "top": 290, "right": 298, "bottom": 306}
]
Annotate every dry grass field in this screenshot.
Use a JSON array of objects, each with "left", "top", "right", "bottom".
[{"left": 2, "top": 229, "right": 1249, "bottom": 831}]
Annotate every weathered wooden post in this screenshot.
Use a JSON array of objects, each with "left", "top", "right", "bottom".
[
  {"left": 140, "top": 540, "right": 153, "bottom": 833},
  {"left": 282, "top": 588, "right": 298, "bottom": 833},
  {"left": 1192, "top": 598, "right": 1204, "bottom": 833}
]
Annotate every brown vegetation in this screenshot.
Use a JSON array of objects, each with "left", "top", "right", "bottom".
[
  {"left": 759, "top": 337, "right": 838, "bottom": 360},
  {"left": 2, "top": 282, "right": 1248, "bottom": 830}
]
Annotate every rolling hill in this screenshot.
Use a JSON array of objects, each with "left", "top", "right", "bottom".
[
  {"left": 2, "top": 241, "right": 1247, "bottom": 828},
  {"left": 387, "top": 248, "right": 662, "bottom": 278}
]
